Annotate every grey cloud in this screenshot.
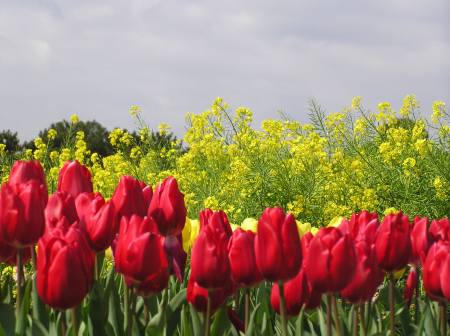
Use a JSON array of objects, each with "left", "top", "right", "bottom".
[{"left": 0, "top": 0, "right": 448, "bottom": 141}]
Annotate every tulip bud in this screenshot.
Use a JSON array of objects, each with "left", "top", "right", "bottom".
[
  {"left": 423, "top": 240, "right": 450, "bottom": 301},
  {"left": 200, "top": 208, "right": 232, "bottom": 238},
  {"left": 0, "top": 237, "right": 31, "bottom": 265},
  {"left": 403, "top": 267, "right": 418, "bottom": 307},
  {"left": 228, "top": 228, "right": 263, "bottom": 287},
  {"left": 114, "top": 215, "right": 168, "bottom": 288},
  {"left": 45, "top": 192, "right": 78, "bottom": 229},
  {"left": 374, "top": 212, "right": 412, "bottom": 272},
  {"left": 429, "top": 217, "right": 450, "bottom": 242},
  {"left": 255, "top": 207, "right": 302, "bottom": 282},
  {"left": 9, "top": 160, "right": 47, "bottom": 191},
  {"left": 186, "top": 276, "right": 235, "bottom": 313},
  {"left": 111, "top": 176, "right": 147, "bottom": 219},
  {"left": 340, "top": 241, "right": 384, "bottom": 304},
  {"left": 76, "top": 192, "right": 118, "bottom": 252},
  {"left": 37, "top": 223, "right": 95, "bottom": 309},
  {"left": 340, "top": 210, "right": 379, "bottom": 245},
  {"left": 148, "top": 177, "right": 186, "bottom": 236},
  {"left": 271, "top": 268, "right": 321, "bottom": 315},
  {"left": 304, "top": 227, "right": 356, "bottom": 293},
  {"left": 191, "top": 209, "right": 231, "bottom": 289},
  {"left": 57, "top": 161, "right": 93, "bottom": 198},
  {"left": 410, "top": 217, "right": 431, "bottom": 265},
  {"left": 0, "top": 181, "right": 46, "bottom": 248}
]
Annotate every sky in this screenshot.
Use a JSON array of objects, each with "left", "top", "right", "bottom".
[{"left": 0, "top": 0, "right": 449, "bottom": 141}]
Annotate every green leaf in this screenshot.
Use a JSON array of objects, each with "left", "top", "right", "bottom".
[
  {"left": 295, "top": 306, "right": 305, "bottom": 336},
  {"left": 189, "top": 304, "right": 202, "bottom": 336},
  {"left": 0, "top": 303, "right": 15, "bottom": 336},
  {"left": 210, "top": 306, "right": 228, "bottom": 336},
  {"left": 245, "top": 303, "right": 260, "bottom": 336},
  {"left": 16, "top": 280, "right": 32, "bottom": 336}
]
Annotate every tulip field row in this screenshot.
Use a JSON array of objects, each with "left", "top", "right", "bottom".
[{"left": 0, "top": 96, "right": 449, "bottom": 335}]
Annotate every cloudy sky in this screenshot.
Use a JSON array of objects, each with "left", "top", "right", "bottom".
[{"left": 0, "top": 0, "right": 449, "bottom": 141}]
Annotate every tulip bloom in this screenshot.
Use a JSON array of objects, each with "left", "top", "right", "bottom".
[
  {"left": 114, "top": 215, "right": 168, "bottom": 288},
  {"left": 228, "top": 228, "right": 263, "bottom": 287},
  {"left": 148, "top": 177, "right": 186, "bottom": 236},
  {"left": 199, "top": 208, "right": 232, "bottom": 239},
  {"left": 111, "top": 176, "right": 147, "bottom": 219},
  {"left": 423, "top": 240, "right": 450, "bottom": 301},
  {"left": 374, "top": 212, "right": 412, "bottom": 272},
  {"left": 271, "top": 268, "right": 321, "bottom": 315},
  {"left": 76, "top": 192, "right": 118, "bottom": 252},
  {"left": 429, "top": 217, "right": 450, "bottom": 242},
  {"left": 304, "top": 227, "right": 356, "bottom": 293},
  {"left": 8, "top": 160, "right": 47, "bottom": 190},
  {"left": 37, "top": 222, "right": 95, "bottom": 309},
  {"left": 255, "top": 207, "right": 302, "bottom": 282},
  {"left": 340, "top": 210, "right": 378, "bottom": 244},
  {"left": 403, "top": 268, "right": 418, "bottom": 306},
  {"left": 191, "top": 210, "right": 231, "bottom": 289},
  {"left": 0, "top": 181, "right": 46, "bottom": 248},
  {"left": 410, "top": 217, "right": 431, "bottom": 265},
  {"left": 126, "top": 267, "right": 169, "bottom": 297},
  {"left": 57, "top": 161, "right": 93, "bottom": 198},
  {"left": 0, "top": 237, "right": 31, "bottom": 265},
  {"left": 45, "top": 192, "right": 78, "bottom": 229},
  {"left": 186, "top": 276, "right": 235, "bottom": 313},
  {"left": 340, "top": 241, "right": 384, "bottom": 303}
]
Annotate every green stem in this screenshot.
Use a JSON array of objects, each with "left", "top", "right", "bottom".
[
  {"left": 61, "top": 311, "right": 67, "bottom": 336},
  {"left": 388, "top": 273, "right": 395, "bottom": 336},
  {"left": 326, "top": 294, "right": 332, "bottom": 336},
  {"left": 359, "top": 303, "right": 367, "bottom": 336},
  {"left": 16, "top": 248, "right": 23, "bottom": 318},
  {"left": 144, "top": 298, "right": 150, "bottom": 327},
  {"left": 204, "top": 291, "right": 212, "bottom": 336},
  {"left": 440, "top": 302, "right": 447, "bottom": 336},
  {"left": 332, "top": 295, "right": 342, "bottom": 336},
  {"left": 352, "top": 306, "right": 358, "bottom": 336},
  {"left": 414, "top": 267, "right": 420, "bottom": 323},
  {"left": 123, "top": 278, "right": 130, "bottom": 336},
  {"left": 278, "top": 282, "right": 288, "bottom": 336},
  {"left": 94, "top": 255, "right": 99, "bottom": 281},
  {"left": 71, "top": 308, "right": 78, "bottom": 336},
  {"left": 244, "top": 289, "right": 250, "bottom": 332}
]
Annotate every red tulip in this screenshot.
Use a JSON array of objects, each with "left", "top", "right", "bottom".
[
  {"left": 57, "top": 161, "right": 93, "bottom": 198},
  {"left": 8, "top": 160, "right": 47, "bottom": 191},
  {"left": 76, "top": 192, "right": 118, "bottom": 252},
  {"left": 191, "top": 210, "right": 231, "bottom": 289},
  {"left": 304, "top": 227, "right": 356, "bottom": 293},
  {"left": 340, "top": 241, "right": 384, "bottom": 304},
  {"left": 114, "top": 215, "right": 168, "bottom": 288},
  {"left": 45, "top": 192, "right": 78, "bottom": 229},
  {"left": 37, "top": 222, "right": 95, "bottom": 309},
  {"left": 186, "top": 276, "right": 235, "bottom": 313},
  {"left": 125, "top": 267, "right": 169, "bottom": 297},
  {"left": 228, "top": 228, "right": 263, "bottom": 287},
  {"left": 403, "top": 267, "right": 418, "bottom": 306},
  {"left": 255, "top": 207, "right": 302, "bottom": 282},
  {"left": 148, "top": 177, "right": 186, "bottom": 236},
  {"left": 429, "top": 218, "right": 450, "bottom": 242},
  {"left": 423, "top": 240, "right": 450, "bottom": 301},
  {"left": 0, "top": 181, "right": 46, "bottom": 248},
  {"left": 142, "top": 185, "right": 153, "bottom": 209},
  {"left": 163, "top": 234, "right": 187, "bottom": 282},
  {"left": 410, "top": 217, "right": 432, "bottom": 265},
  {"left": 199, "top": 208, "right": 232, "bottom": 239},
  {"left": 340, "top": 210, "right": 378, "bottom": 244},
  {"left": 0, "top": 237, "right": 31, "bottom": 265},
  {"left": 111, "top": 176, "right": 147, "bottom": 219},
  {"left": 374, "top": 212, "right": 412, "bottom": 272},
  {"left": 271, "top": 268, "right": 321, "bottom": 315}
]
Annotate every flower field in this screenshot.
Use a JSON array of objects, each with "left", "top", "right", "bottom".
[{"left": 0, "top": 96, "right": 449, "bottom": 336}]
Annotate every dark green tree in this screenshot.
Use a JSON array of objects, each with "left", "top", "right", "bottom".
[{"left": 0, "top": 130, "right": 20, "bottom": 153}]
